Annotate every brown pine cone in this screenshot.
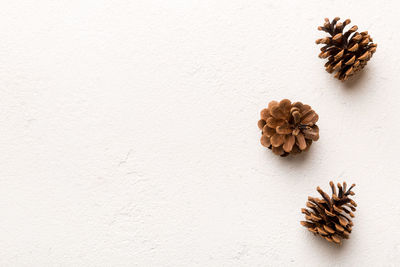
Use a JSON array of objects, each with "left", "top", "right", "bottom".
[
  {"left": 258, "top": 99, "right": 319, "bottom": 157},
  {"left": 316, "top": 17, "right": 377, "bottom": 81},
  {"left": 301, "top": 181, "right": 357, "bottom": 244}
]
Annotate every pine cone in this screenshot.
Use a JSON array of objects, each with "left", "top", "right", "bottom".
[
  {"left": 301, "top": 181, "right": 357, "bottom": 244},
  {"left": 258, "top": 99, "right": 319, "bottom": 157},
  {"left": 316, "top": 17, "right": 377, "bottom": 81}
]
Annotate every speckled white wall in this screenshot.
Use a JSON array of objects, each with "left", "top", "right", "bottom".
[{"left": 0, "top": 0, "right": 399, "bottom": 266}]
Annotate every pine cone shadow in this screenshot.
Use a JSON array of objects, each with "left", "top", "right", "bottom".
[
  {"left": 309, "top": 233, "right": 350, "bottom": 251},
  {"left": 265, "top": 145, "right": 315, "bottom": 167},
  {"left": 340, "top": 67, "right": 369, "bottom": 89}
]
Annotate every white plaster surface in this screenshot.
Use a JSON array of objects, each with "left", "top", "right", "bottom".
[{"left": 1, "top": 0, "right": 399, "bottom": 266}]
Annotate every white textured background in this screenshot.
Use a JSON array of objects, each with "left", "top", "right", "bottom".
[{"left": 1, "top": 0, "right": 399, "bottom": 266}]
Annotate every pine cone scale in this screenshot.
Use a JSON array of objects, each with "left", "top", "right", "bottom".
[
  {"left": 276, "top": 123, "right": 292, "bottom": 135},
  {"left": 283, "top": 135, "right": 295, "bottom": 152}
]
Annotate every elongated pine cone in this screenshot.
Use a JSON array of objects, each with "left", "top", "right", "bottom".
[
  {"left": 316, "top": 17, "right": 377, "bottom": 81},
  {"left": 258, "top": 99, "right": 319, "bottom": 157},
  {"left": 301, "top": 181, "right": 357, "bottom": 244}
]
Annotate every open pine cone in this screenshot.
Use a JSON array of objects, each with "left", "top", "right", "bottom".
[
  {"left": 316, "top": 17, "right": 377, "bottom": 81},
  {"left": 301, "top": 181, "right": 357, "bottom": 244},
  {"left": 258, "top": 99, "right": 319, "bottom": 157}
]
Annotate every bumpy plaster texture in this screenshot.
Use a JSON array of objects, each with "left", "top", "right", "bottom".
[{"left": 0, "top": 0, "right": 399, "bottom": 266}]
